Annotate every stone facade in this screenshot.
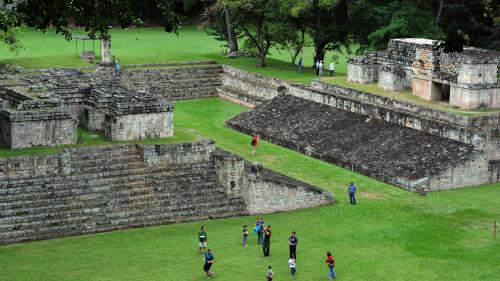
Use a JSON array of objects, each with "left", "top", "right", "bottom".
[
  {"left": 226, "top": 94, "right": 485, "bottom": 191},
  {"left": 0, "top": 140, "right": 333, "bottom": 245},
  {"left": 0, "top": 87, "right": 77, "bottom": 149},
  {"left": 348, "top": 38, "right": 500, "bottom": 109},
  {"left": 0, "top": 62, "right": 224, "bottom": 148},
  {"left": 216, "top": 66, "right": 500, "bottom": 191}
]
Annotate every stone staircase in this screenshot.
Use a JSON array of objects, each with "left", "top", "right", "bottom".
[
  {"left": 116, "top": 65, "right": 223, "bottom": 100},
  {"left": 0, "top": 144, "right": 247, "bottom": 244}
]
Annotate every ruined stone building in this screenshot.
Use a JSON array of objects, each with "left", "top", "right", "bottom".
[{"left": 348, "top": 38, "right": 500, "bottom": 109}]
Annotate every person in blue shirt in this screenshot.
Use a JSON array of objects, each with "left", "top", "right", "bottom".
[
  {"left": 348, "top": 182, "right": 357, "bottom": 204},
  {"left": 114, "top": 59, "right": 121, "bottom": 75},
  {"left": 298, "top": 57, "right": 302, "bottom": 73},
  {"left": 204, "top": 249, "right": 215, "bottom": 278}
]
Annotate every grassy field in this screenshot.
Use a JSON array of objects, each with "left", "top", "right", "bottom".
[
  {"left": 0, "top": 98, "right": 499, "bottom": 281},
  {"left": 0, "top": 26, "right": 347, "bottom": 84}
]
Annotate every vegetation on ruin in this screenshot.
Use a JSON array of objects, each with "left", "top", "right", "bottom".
[{"left": 0, "top": 98, "right": 499, "bottom": 280}]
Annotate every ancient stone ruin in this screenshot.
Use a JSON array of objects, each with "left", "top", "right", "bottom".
[
  {"left": 0, "top": 140, "right": 333, "bottom": 245},
  {"left": 219, "top": 66, "right": 500, "bottom": 191},
  {"left": 348, "top": 38, "right": 500, "bottom": 109},
  {"left": 0, "top": 62, "right": 225, "bottom": 149}
]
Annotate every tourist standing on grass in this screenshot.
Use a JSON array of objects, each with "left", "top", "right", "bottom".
[
  {"left": 319, "top": 60, "right": 324, "bottom": 76},
  {"left": 263, "top": 225, "right": 272, "bottom": 257},
  {"left": 298, "top": 57, "right": 303, "bottom": 73},
  {"left": 288, "top": 231, "right": 298, "bottom": 260},
  {"left": 329, "top": 62, "right": 335, "bottom": 77},
  {"left": 198, "top": 226, "right": 208, "bottom": 253},
  {"left": 266, "top": 265, "right": 274, "bottom": 281},
  {"left": 315, "top": 60, "right": 320, "bottom": 76},
  {"left": 288, "top": 257, "right": 296, "bottom": 275},
  {"left": 203, "top": 248, "right": 215, "bottom": 279},
  {"left": 251, "top": 134, "right": 260, "bottom": 156},
  {"left": 325, "top": 252, "right": 336, "bottom": 279},
  {"left": 243, "top": 225, "right": 248, "bottom": 247},
  {"left": 348, "top": 182, "right": 357, "bottom": 205},
  {"left": 255, "top": 217, "right": 263, "bottom": 244}
]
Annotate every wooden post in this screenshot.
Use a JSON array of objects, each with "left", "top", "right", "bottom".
[{"left": 494, "top": 220, "right": 497, "bottom": 240}]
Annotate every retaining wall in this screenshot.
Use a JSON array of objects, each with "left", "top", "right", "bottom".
[{"left": 0, "top": 140, "right": 333, "bottom": 245}]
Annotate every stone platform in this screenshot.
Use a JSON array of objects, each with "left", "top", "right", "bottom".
[
  {"left": 226, "top": 94, "right": 487, "bottom": 191},
  {"left": 0, "top": 140, "right": 333, "bottom": 245}
]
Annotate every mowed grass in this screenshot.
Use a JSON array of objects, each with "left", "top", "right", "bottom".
[
  {"left": 0, "top": 98, "right": 499, "bottom": 281},
  {"left": 0, "top": 26, "right": 347, "bottom": 84}
]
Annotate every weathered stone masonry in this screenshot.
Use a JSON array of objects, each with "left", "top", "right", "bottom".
[
  {"left": 0, "top": 62, "right": 223, "bottom": 148},
  {"left": 220, "top": 66, "right": 500, "bottom": 191},
  {"left": 348, "top": 38, "right": 500, "bottom": 109},
  {"left": 0, "top": 140, "right": 333, "bottom": 245}
]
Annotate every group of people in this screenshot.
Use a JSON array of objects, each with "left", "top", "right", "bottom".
[
  {"left": 296, "top": 57, "right": 335, "bottom": 77},
  {"left": 198, "top": 217, "right": 340, "bottom": 280}
]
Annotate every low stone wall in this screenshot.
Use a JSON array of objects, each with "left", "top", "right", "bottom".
[
  {"left": 0, "top": 140, "right": 333, "bottom": 245},
  {"left": 218, "top": 65, "right": 286, "bottom": 105},
  {"left": 243, "top": 163, "right": 333, "bottom": 214}
]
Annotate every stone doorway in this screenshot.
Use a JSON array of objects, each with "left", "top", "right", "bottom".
[{"left": 431, "top": 81, "right": 450, "bottom": 102}]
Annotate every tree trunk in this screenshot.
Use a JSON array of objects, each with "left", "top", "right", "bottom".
[
  {"left": 101, "top": 34, "right": 112, "bottom": 63},
  {"left": 313, "top": 42, "right": 326, "bottom": 66},
  {"left": 224, "top": 6, "right": 238, "bottom": 53},
  {"left": 258, "top": 51, "right": 266, "bottom": 67},
  {"left": 435, "top": 0, "right": 444, "bottom": 25},
  {"left": 291, "top": 30, "right": 306, "bottom": 65}
]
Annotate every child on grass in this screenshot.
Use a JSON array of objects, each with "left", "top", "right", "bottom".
[
  {"left": 288, "top": 257, "right": 296, "bottom": 275},
  {"left": 243, "top": 225, "right": 248, "bottom": 247}
]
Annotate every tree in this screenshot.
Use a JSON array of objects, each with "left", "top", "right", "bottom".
[
  {"left": 202, "top": 0, "right": 239, "bottom": 54},
  {"left": 283, "top": 0, "right": 350, "bottom": 66},
  {"left": 367, "top": 1, "right": 444, "bottom": 50},
  {"left": 226, "top": 0, "right": 282, "bottom": 67},
  {"left": 17, "top": 0, "right": 183, "bottom": 61},
  {"left": 0, "top": 1, "right": 22, "bottom": 53}
]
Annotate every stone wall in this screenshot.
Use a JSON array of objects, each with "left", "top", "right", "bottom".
[
  {"left": 0, "top": 87, "right": 78, "bottom": 149},
  {"left": 243, "top": 163, "right": 333, "bottom": 214},
  {"left": 0, "top": 140, "right": 333, "bottom": 244},
  {"left": 217, "top": 65, "right": 286, "bottom": 106},
  {"left": 226, "top": 94, "right": 486, "bottom": 191},
  {"left": 104, "top": 112, "right": 173, "bottom": 141}
]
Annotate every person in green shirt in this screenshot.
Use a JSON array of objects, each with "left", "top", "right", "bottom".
[{"left": 198, "top": 226, "right": 208, "bottom": 253}]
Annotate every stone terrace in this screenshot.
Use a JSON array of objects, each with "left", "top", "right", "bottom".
[
  {"left": 227, "top": 95, "right": 476, "bottom": 189},
  {"left": 0, "top": 140, "right": 332, "bottom": 245}
]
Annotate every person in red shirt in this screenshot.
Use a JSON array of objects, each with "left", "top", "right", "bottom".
[
  {"left": 325, "top": 252, "right": 336, "bottom": 279},
  {"left": 251, "top": 134, "right": 260, "bottom": 156}
]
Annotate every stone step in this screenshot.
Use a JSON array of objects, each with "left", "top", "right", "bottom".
[
  {"left": 70, "top": 154, "right": 143, "bottom": 169},
  {"left": 0, "top": 195, "right": 244, "bottom": 229},
  {"left": 0, "top": 169, "right": 220, "bottom": 204}
]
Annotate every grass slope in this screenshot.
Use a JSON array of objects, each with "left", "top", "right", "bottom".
[
  {"left": 0, "top": 98, "right": 499, "bottom": 281},
  {"left": 0, "top": 26, "right": 347, "bottom": 84}
]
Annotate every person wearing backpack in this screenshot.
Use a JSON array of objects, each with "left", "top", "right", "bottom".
[{"left": 325, "top": 251, "right": 336, "bottom": 279}]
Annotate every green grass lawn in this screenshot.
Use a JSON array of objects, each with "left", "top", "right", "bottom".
[
  {"left": 0, "top": 98, "right": 499, "bottom": 281},
  {"left": 0, "top": 26, "right": 347, "bottom": 85}
]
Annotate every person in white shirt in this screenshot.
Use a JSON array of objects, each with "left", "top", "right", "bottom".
[
  {"left": 329, "top": 62, "right": 335, "bottom": 77},
  {"left": 319, "top": 61, "right": 324, "bottom": 76},
  {"left": 315, "top": 60, "right": 320, "bottom": 76},
  {"left": 288, "top": 258, "right": 296, "bottom": 275}
]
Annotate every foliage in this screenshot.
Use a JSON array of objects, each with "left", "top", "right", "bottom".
[
  {"left": 17, "top": 0, "right": 183, "bottom": 39},
  {"left": 0, "top": 3, "right": 22, "bottom": 53},
  {"left": 281, "top": 0, "right": 350, "bottom": 65},
  {"left": 226, "top": 0, "right": 283, "bottom": 66},
  {"left": 367, "top": 1, "right": 444, "bottom": 50}
]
